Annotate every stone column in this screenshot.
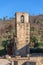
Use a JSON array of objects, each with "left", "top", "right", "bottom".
[{"left": 11, "top": 60, "right": 14, "bottom": 65}]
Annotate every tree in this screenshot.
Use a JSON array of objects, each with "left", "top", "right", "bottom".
[
  {"left": 30, "top": 36, "right": 39, "bottom": 48},
  {"left": 2, "top": 40, "right": 11, "bottom": 50}
]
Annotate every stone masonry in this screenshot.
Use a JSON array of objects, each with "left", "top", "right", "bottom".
[
  {"left": 12, "top": 12, "right": 43, "bottom": 65},
  {"left": 15, "top": 12, "right": 30, "bottom": 57},
  {"left": 0, "top": 12, "right": 43, "bottom": 65}
]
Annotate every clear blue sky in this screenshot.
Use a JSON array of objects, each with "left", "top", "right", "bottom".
[{"left": 0, "top": 0, "right": 43, "bottom": 18}]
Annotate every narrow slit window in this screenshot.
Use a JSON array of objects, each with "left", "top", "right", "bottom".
[{"left": 21, "top": 15, "right": 24, "bottom": 23}]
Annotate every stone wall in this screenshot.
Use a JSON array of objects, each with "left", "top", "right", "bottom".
[{"left": 15, "top": 12, "right": 30, "bottom": 57}]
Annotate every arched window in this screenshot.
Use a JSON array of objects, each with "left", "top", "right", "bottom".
[{"left": 21, "top": 15, "right": 24, "bottom": 23}]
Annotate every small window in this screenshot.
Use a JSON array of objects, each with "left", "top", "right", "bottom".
[{"left": 21, "top": 15, "right": 24, "bottom": 23}]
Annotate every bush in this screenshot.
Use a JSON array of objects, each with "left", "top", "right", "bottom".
[{"left": 30, "top": 36, "right": 39, "bottom": 48}]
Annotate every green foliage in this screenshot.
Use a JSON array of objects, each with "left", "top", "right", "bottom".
[
  {"left": 30, "top": 36, "right": 38, "bottom": 47},
  {"left": 2, "top": 40, "right": 11, "bottom": 49},
  {"left": 0, "top": 46, "right": 4, "bottom": 50},
  {"left": 38, "top": 42, "right": 43, "bottom": 48}
]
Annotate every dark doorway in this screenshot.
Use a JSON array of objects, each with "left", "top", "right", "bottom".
[{"left": 22, "top": 62, "right": 36, "bottom": 65}]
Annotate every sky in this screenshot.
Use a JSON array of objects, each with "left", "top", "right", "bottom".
[{"left": 0, "top": 0, "right": 43, "bottom": 18}]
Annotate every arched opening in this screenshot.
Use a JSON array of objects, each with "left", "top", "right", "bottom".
[
  {"left": 22, "top": 61, "right": 36, "bottom": 65},
  {"left": 21, "top": 15, "right": 24, "bottom": 23}
]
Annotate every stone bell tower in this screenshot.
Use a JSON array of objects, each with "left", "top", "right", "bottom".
[{"left": 15, "top": 12, "right": 30, "bottom": 57}]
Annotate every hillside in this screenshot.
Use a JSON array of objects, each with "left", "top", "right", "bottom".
[
  {"left": 30, "top": 15, "right": 43, "bottom": 48},
  {"left": 0, "top": 15, "right": 43, "bottom": 48}
]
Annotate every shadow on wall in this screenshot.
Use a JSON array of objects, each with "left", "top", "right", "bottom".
[
  {"left": 22, "top": 61, "right": 36, "bottom": 65},
  {"left": 14, "top": 61, "right": 36, "bottom": 65},
  {"left": 15, "top": 43, "right": 30, "bottom": 57}
]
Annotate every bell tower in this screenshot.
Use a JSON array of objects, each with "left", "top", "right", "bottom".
[{"left": 15, "top": 12, "right": 30, "bottom": 57}]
